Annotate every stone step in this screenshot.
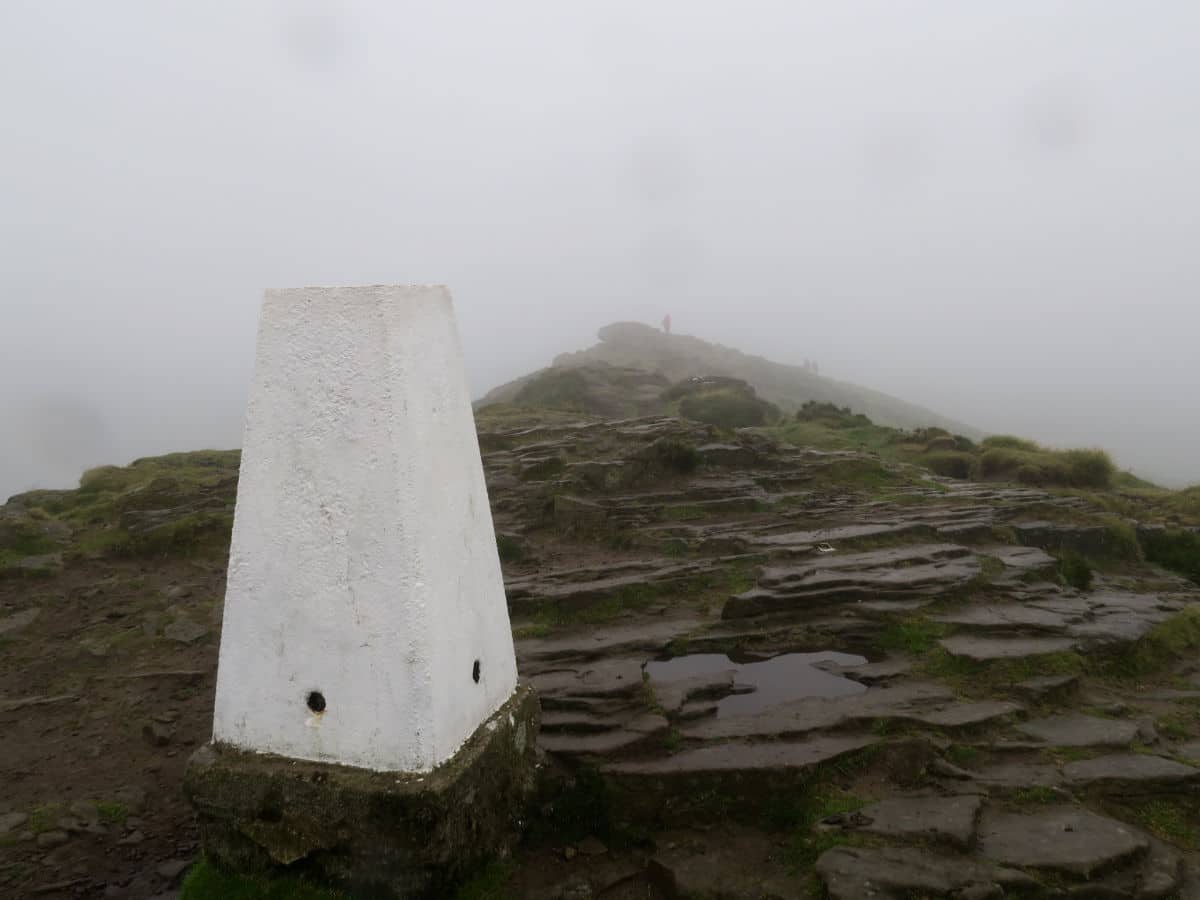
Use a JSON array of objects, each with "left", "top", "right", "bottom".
[
  {"left": 1015, "top": 714, "right": 1139, "bottom": 749},
  {"left": 820, "top": 794, "right": 982, "bottom": 851},
  {"left": 977, "top": 806, "right": 1149, "bottom": 879},
  {"left": 1063, "top": 753, "right": 1200, "bottom": 792}
]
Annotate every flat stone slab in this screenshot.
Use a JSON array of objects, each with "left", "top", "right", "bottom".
[
  {"left": 972, "top": 762, "right": 1063, "bottom": 790},
  {"left": 517, "top": 618, "right": 703, "bottom": 663},
  {"left": 0, "top": 608, "right": 40, "bottom": 635},
  {"left": 528, "top": 657, "right": 645, "bottom": 699},
  {"left": 921, "top": 700, "right": 1021, "bottom": 728},
  {"left": 939, "top": 635, "right": 1076, "bottom": 661},
  {"left": 816, "top": 845, "right": 1035, "bottom": 900},
  {"left": 1016, "top": 714, "right": 1139, "bottom": 748},
  {"left": 681, "top": 682, "right": 1018, "bottom": 741},
  {"left": 605, "top": 734, "right": 876, "bottom": 776},
  {"left": 1013, "top": 674, "right": 1078, "bottom": 701},
  {"left": 978, "top": 806, "right": 1149, "bottom": 877},
  {"left": 1063, "top": 754, "right": 1200, "bottom": 790},
  {"left": 539, "top": 712, "right": 667, "bottom": 758},
  {"left": 933, "top": 603, "right": 1069, "bottom": 631},
  {"left": 829, "top": 794, "right": 981, "bottom": 850},
  {"left": 646, "top": 827, "right": 811, "bottom": 899},
  {"left": 814, "top": 657, "right": 912, "bottom": 684}
]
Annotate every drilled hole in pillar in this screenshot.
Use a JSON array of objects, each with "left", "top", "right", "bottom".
[
  {"left": 472, "top": 660, "right": 481, "bottom": 684},
  {"left": 306, "top": 691, "right": 326, "bottom": 713}
]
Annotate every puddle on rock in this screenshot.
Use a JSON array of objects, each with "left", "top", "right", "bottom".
[{"left": 644, "top": 651, "right": 868, "bottom": 717}]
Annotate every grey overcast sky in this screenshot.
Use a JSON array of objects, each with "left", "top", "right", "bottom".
[{"left": 2, "top": 1, "right": 1198, "bottom": 498}]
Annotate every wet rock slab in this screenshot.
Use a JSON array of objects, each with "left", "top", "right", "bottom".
[
  {"left": 816, "top": 845, "right": 1035, "bottom": 900},
  {"left": 647, "top": 827, "right": 806, "bottom": 899},
  {"left": 723, "top": 543, "right": 981, "bottom": 618},
  {"left": 826, "top": 794, "right": 981, "bottom": 850},
  {"left": 1016, "top": 714, "right": 1139, "bottom": 748},
  {"left": 1063, "top": 753, "right": 1200, "bottom": 791},
  {"left": 605, "top": 733, "right": 876, "bottom": 777},
  {"left": 977, "top": 806, "right": 1148, "bottom": 877},
  {"left": 682, "top": 682, "right": 1020, "bottom": 741},
  {"left": 938, "top": 634, "right": 1076, "bottom": 661}
]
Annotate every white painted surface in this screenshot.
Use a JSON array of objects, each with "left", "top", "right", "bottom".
[{"left": 212, "top": 285, "right": 518, "bottom": 773}]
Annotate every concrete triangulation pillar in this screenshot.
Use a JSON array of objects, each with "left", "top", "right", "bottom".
[{"left": 186, "top": 285, "right": 540, "bottom": 898}]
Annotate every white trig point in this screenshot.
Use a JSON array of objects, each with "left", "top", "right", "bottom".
[{"left": 212, "top": 285, "right": 519, "bottom": 773}]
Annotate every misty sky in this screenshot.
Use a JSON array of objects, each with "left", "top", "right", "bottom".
[{"left": 2, "top": 1, "right": 1198, "bottom": 499}]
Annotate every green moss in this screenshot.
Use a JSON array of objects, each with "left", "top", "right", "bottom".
[
  {"left": 512, "top": 369, "right": 592, "bottom": 411},
  {"left": 652, "top": 439, "right": 700, "bottom": 475},
  {"left": 1096, "top": 607, "right": 1200, "bottom": 680},
  {"left": 495, "top": 533, "right": 526, "bottom": 564},
  {"left": 180, "top": 859, "right": 348, "bottom": 900},
  {"left": 918, "top": 451, "right": 973, "bottom": 479},
  {"left": 511, "top": 622, "right": 553, "bottom": 640},
  {"left": 921, "top": 649, "right": 1084, "bottom": 694},
  {"left": 662, "top": 538, "right": 689, "bottom": 558},
  {"left": 1009, "top": 786, "right": 1059, "bottom": 806},
  {"left": 872, "top": 618, "right": 947, "bottom": 656},
  {"left": 454, "top": 861, "right": 516, "bottom": 900},
  {"left": 1141, "top": 528, "right": 1200, "bottom": 585},
  {"left": 95, "top": 801, "right": 129, "bottom": 826},
  {"left": 945, "top": 745, "right": 981, "bottom": 769},
  {"left": 1056, "top": 551, "right": 1093, "bottom": 591},
  {"left": 27, "top": 804, "right": 63, "bottom": 835},
  {"left": 981, "top": 435, "right": 1042, "bottom": 452},
  {"left": 1156, "top": 715, "right": 1192, "bottom": 742},
  {"left": 1131, "top": 799, "right": 1199, "bottom": 849},
  {"left": 679, "top": 388, "right": 780, "bottom": 429}
]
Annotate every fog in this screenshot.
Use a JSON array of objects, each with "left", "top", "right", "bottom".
[{"left": 3, "top": 1, "right": 1198, "bottom": 500}]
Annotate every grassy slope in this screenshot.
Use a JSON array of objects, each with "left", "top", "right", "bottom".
[{"left": 479, "top": 321, "right": 981, "bottom": 436}]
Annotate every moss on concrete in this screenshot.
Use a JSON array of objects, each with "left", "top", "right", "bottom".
[{"left": 185, "top": 684, "right": 540, "bottom": 899}]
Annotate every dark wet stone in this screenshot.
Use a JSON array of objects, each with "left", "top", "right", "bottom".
[
  {"left": 1063, "top": 754, "right": 1200, "bottom": 791},
  {"left": 1014, "top": 521, "right": 1138, "bottom": 559},
  {"left": 1013, "top": 675, "right": 1079, "bottom": 702},
  {"left": 616, "top": 734, "right": 878, "bottom": 778},
  {"left": 646, "top": 651, "right": 866, "bottom": 717},
  {"left": 978, "top": 806, "right": 1148, "bottom": 878},
  {"left": 0, "top": 812, "right": 28, "bottom": 834},
  {"left": 163, "top": 617, "right": 207, "bottom": 645},
  {"left": 647, "top": 827, "right": 802, "bottom": 899},
  {"left": 0, "top": 607, "right": 40, "bottom": 635},
  {"left": 518, "top": 618, "right": 703, "bottom": 663},
  {"left": 972, "top": 762, "right": 1063, "bottom": 790},
  {"left": 1176, "top": 742, "right": 1200, "bottom": 763},
  {"left": 681, "top": 682, "right": 1017, "bottom": 741},
  {"left": 1016, "top": 715, "right": 1139, "bottom": 748},
  {"left": 155, "top": 859, "right": 191, "bottom": 880},
  {"left": 36, "top": 829, "right": 70, "bottom": 848},
  {"left": 827, "top": 794, "right": 981, "bottom": 850},
  {"left": 816, "top": 845, "right": 1034, "bottom": 900},
  {"left": 939, "top": 635, "right": 1076, "bottom": 661},
  {"left": 539, "top": 713, "right": 668, "bottom": 759},
  {"left": 723, "top": 543, "right": 979, "bottom": 618},
  {"left": 814, "top": 657, "right": 912, "bottom": 685}
]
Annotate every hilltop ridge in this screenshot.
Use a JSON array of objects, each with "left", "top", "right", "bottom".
[{"left": 479, "top": 320, "right": 980, "bottom": 436}]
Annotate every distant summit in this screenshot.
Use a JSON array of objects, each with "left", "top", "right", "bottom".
[{"left": 479, "top": 321, "right": 979, "bottom": 436}]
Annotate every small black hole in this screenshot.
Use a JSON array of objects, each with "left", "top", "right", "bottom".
[
  {"left": 306, "top": 691, "right": 326, "bottom": 713},
  {"left": 472, "top": 660, "right": 481, "bottom": 684}
]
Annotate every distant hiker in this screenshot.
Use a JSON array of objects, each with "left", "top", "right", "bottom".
[{"left": 662, "top": 313, "right": 672, "bottom": 335}]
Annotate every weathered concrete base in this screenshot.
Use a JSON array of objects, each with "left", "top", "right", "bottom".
[{"left": 185, "top": 682, "right": 540, "bottom": 899}]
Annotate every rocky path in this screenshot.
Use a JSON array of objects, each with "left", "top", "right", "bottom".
[
  {"left": 1, "top": 414, "right": 1198, "bottom": 898},
  {"left": 482, "top": 415, "right": 1200, "bottom": 899}
]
